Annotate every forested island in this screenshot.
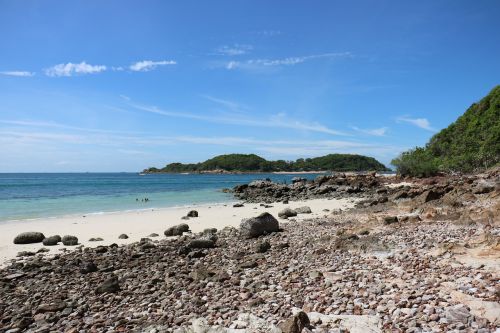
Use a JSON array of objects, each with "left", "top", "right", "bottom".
[
  {"left": 143, "top": 153, "right": 389, "bottom": 173},
  {"left": 392, "top": 85, "right": 500, "bottom": 177}
]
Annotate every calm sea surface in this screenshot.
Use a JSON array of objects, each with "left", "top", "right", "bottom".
[{"left": 0, "top": 173, "right": 323, "bottom": 222}]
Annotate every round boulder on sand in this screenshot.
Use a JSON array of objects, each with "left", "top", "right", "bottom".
[
  {"left": 13, "top": 232, "right": 45, "bottom": 244},
  {"left": 42, "top": 235, "right": 61, "bottom": 246},
  {"left": 62, "top": 235, "right": 78, "bottom": 246}
]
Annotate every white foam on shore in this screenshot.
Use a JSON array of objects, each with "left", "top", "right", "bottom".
[{"left": 0, "top": 197, "right": 358, "bottom": 266}]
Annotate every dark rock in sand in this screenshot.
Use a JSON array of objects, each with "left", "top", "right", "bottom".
[
  {"left": 240, "top": 212, "right": 280, "bottom": 238},
  {"left": 17, "top": 251, "right": 35, "bottom": 257},
  {"left": 384, "top": 216, "right": 399, "bottom": 225},
  {"left": 164, "top": 223, "right": 190, "bottom": 236},
  {"left": 278, "top": 208, "right": 297, "bottom": 218},
  {"left": 80, "top": 262, "right": 98, "bottom": 274},
  {"left": 89, "top": 237, "right": 103, "bottom": 242},
  {"left": 62, "top": 235, "right": 78, "bottom": 246},
  {"left": 255, "top": 240, "right": 271, "bottom": 253},
  {"left": 148, "top": 233, "right": 159, "bottom": 237},
  {"left": 96, "top": 275, "right": 120, "bottom": 294},
  {"left": 42, "top": 235, "right": 61, "bottom": 246},
  {"left": 233, "top": 203, "right": 244, "bottom": 207},
  {"left": 13, "top": 232, "right": 45, "bottom": 244},
  {"left": 118, "top": 234, "right": 129, "bottom": 239},
  {"left": 295, "top": 206, "right": 312, "bottom": 214},
  {"left": 188, "top": 239, "right": 215, "bottom": 249},
  {"left": 187, "top": 210, "right": 198, "bottom": 217}
]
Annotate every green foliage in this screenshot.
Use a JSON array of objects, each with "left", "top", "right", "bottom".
[
  {"left": 392, "top": 85, "right": 500, "bottom": 176},
  {"left": 144, "top": 153, "right": 389, "bottom": 173},
  {"left": 391, "top": 147, "right": 439, "bottom": 177}
]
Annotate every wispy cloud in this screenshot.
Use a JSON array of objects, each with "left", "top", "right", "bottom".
[
  {"left": 397, "top": 116, "right": 436, "bottom": 131},
  {"left": 225, "top": 52, "right": 352, "bottom": 70},
  {"left": 44, "top": 61, "right": 107, "bottom": 77},
  {"left": 215, "top": 44, "right": 253, "bottom": 56},
  {"left": 129, "top": 101, "right": 347, "bottom": 136},
  {"left": 352, "top": 126, "right": 388, "bottom": 136},
  {"left": 0, "top": 71, "right": 35, "bottom": 77},
  {"left": 254, "top": 30, "right": 282, "bottom": 37},
  {"left": 202, "top": 95, "right": 249, "bottom": 113},
  {"left": 129, "top": 60, "right": 176, "bottom": 72}
]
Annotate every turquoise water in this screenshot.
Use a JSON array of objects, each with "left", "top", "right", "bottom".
[{"left": 0, "top": 173, "right": 322, "bottom": 222}]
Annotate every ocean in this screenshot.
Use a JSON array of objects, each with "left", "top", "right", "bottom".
[{"left": 0, "top": 173, "right": 323, "bottom": 222}]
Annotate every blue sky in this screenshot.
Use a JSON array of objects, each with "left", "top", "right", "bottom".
[{"left": 0, "top": 1, "right": 499, "bottom": 172}]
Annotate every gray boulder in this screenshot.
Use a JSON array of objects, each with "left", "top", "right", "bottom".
[
  {"left": 278, "top": 208, "right": 297, "bottom": 218},
  {"left": 62, "top": 235, "right": 78, "bottom": 246},
  {"left": 118, "top": 234, "right": 129, "bottom": 239},
  {"left": 42, "top": 235, "right": 61, "bottom": 246},
  {"left": 13, "top": 232, "right": 45, "bottom": 244},
  {"left": 164, "top": 223, "right": 190, "bottom": 236},
  {"left": 295, "top": 206, "right": 312, "bottom": 214},
  {"left": 95, "top": 275, "right": 120, "bottom": 294},
  {"left": 474, "top": 180, "right": 495, "bottom": 194},
  {"left": 240, "top": 212, "right": 280, "bottom": 238}
]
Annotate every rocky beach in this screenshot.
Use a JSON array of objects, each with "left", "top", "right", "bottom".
[{"left": 0, "top": 170, "right": 499, "bottom": 332}]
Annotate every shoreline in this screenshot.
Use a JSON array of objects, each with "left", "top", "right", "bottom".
[{"left": 0, "top": 197, "right": 357, "bottom": 266}]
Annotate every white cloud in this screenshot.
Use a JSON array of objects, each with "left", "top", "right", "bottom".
[
  {"left": 397, "top": 116, "right": 436, "bottom": 131},
  {"left": 225, "top": 52, "right": 352, "bottom": 70},
  {"left": 44, "top": 62, "right": 106, "bottom": 77},
  {"left": 215, "top": 44, "right": 253, "bottom": 56},
  {"left": 0, "top": 71, "right": 35, "bottom": 77},
  {"left": 352, "top": 126, "right": 388, "bottom": 136},
  {"left": 129, "top": 60, "right": 176, "bottom": 72}
]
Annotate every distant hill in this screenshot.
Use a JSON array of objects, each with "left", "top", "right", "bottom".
[
  {"left": 392, "top": 85, "right": 500, "bottom": 176},
  {"left": 144, "top": 153, "right": 389, "bottom": 173}
]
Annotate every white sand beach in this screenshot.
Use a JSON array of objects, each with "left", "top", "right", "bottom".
[{"left": 0, "top": 197, "right": 357, "bottom": 266}]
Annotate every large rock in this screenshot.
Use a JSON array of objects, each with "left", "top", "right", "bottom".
[
  {"left": 474, "top": 180, "right": 495, "bottom": 194},
  {"left": 96, "top": 275, "right": 120, "bottom": 294},
  {"left": 13, "top": 232, "right": 45, "bottom": 244},
  {"left": 118, "top": 234, "right": 129, "bottom": 239},
  {"left": 62, "top": 235, "right": 78, "bottom": 246},
  {"left": 278, "top": 208, "right": 297, "bottom": 218},
  {"left": 279, "top": 311, "right": 310, "bottom": 333},
  {"left": 240, "top": 213, "right": 279, "bottom": 238},
  {"left": 42, "top": 235, "right": 61, "bottom": 246},
  {"left": 419, "top": 189, "right": 443, "bottom": 203},
  {"left": 445, "top": 304, "right": 471, "bottom": 324},
  {"left": 164, "top": 223, "right": 190, "bottom": 236}
]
